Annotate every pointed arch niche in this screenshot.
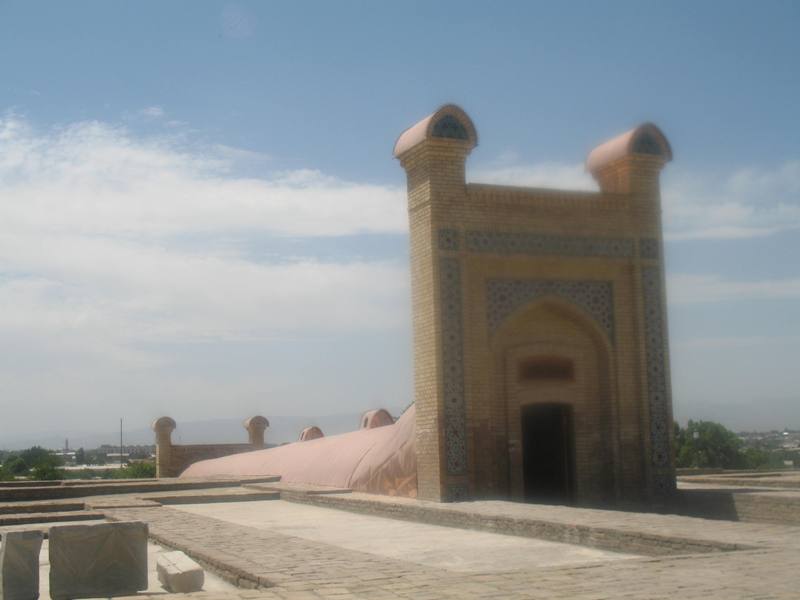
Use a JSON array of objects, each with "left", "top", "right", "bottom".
[{"left": 490, "top": 297, "right": 620, "bottom": 504}]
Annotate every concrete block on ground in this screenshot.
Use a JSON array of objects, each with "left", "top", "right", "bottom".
[
  {"left": 48, "top": 521, "right": 148, "bottom": 600},
  {"left": 157, "top": 550, "right": 204, "bottom": 593},
  {"left": 0, "top": 530, "right": 44, "bottom": 600}
]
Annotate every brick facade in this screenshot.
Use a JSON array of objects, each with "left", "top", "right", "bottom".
[{"left": 395, "top": 105, "right": 676, "bottom": 505}]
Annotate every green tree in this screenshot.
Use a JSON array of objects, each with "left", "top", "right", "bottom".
[
  {"left": 742, "top": 446, "right": 771, "bottom": 469},
  {"left": 30, "top": 461, "right": 63, "bottom": 481},
  {"left": 19, "top": 446, "right": 53, "bottom": 468},
  {"left": 4, "top": 446, "right": 65, "bottom": 480},
  {"left": 674, "top": 420, "right": 745, "bottom": 469},
  {"left": 4, "top": 455, "right": 29, "bottom": 475},
  {"left": 74, "top": 447, "right": 86, "bottom": 465}
]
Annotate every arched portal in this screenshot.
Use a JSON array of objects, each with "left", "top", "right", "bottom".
[
  {"left": 521, "top": 402, "right": 574, "bottom": 502},
  {"left": 493, "top": 298, "right": 617, "bottom": 505}
]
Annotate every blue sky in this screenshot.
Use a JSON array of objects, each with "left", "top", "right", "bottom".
[{"left": 0, "top": 1, "right": 798, "bottom": 442}]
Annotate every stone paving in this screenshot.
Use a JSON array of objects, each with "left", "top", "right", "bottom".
[
  {"left": 4, "top": 480, "right": 800, "bottom": 599},
  {"left": 173, "top": 500, "right": 637, "bottom": 572},
  {"left": 102, "top": 495, "right": 800, "bottom": 600}
]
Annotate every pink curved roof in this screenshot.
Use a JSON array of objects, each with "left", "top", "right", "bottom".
[
  {"left": 181, "top": 405, "right": 417, "bottom": 498},
  {"left": 586, "top": 123, "right": 672, "bottom": 174},
  {"left": 393, "top": 104, "right": 478, "bottom": 158},
  {"left": 393, "top": 113, "right": 435, "bottom": 157}
]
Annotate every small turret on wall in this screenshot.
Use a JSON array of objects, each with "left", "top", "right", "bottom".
[
  {"left": 152, "top": 415, "right": 269, "bottom": 478},
  {"left": 586, "top": 123, "right": 672, "bottom": 196},
  {"left": 299, "top": 426, "right": 324, "bottom": 442},
  {"left": 360, "top": 409, "right": 395, "bottom": 429}
]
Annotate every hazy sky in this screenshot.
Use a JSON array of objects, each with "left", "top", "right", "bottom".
[{"left": 1, "top": 1, "right": 798, "bottom": 442}]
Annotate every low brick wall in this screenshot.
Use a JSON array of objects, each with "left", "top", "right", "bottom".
[
  {"left": 731, "top": 493, "right": 800, "bottom": 525},
  {"left": 0, "top": 480, "right": 63, "bottom": 488},
  {"left": 160, "top": 443, "right": 254, "bottom": 477},
  {"left": 676, "top": 488, "right": 800, "bottom": 526},
  {"left": 681, "top": 475, "right": 800, "bottom": 489},
  {"left": 676, "top": 468, "right": 726, "bottom": 476},
  {"left": 280, "top": 491, "right": 746, "bottom": 556},
  {"left": 152, "top": 415, "right": 269, "bottom": 477},
  {"left": 0, "top": 478, "right": 269, "bottom": 502}
]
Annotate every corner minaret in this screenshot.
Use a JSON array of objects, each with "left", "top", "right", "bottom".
[
  {"left": 586, "top": 123, "right": 672, "bottom": 196},
  {"left": 394, "top": 104, "right": 478, "bottom": 210},
  {"left": 394, "top": 105, "right": 477, "bottom": 501},
  {"left": 588, "top": 123, "right": 675, "bottom": 499}
]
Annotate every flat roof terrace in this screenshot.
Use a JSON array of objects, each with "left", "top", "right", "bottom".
[
  {"left": 2, "top": 478, "right": 800, "bottom": 599},
  {"left": 172, "top": 499, "right": 639, "bottom": 573}
]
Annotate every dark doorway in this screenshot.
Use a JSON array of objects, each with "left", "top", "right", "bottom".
[{"left": 521, "top": 403, "right": 574, "bottom": 503}]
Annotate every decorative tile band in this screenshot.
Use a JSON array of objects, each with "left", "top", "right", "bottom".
[
  {"left": 487, "top": 279, "right": 615, "bottom": 342},
  {"left": 445, "top": 484, "right": 470, "bottom": 502},
  {"left": 438, "top": 228, "right": 460, "bottom": 251},
  {"left": 641, "top": 266, "right": 675, "bottom": 495},
  {"left": 440, "top": 257, "right": 468, "bottom": 476},
  {"left": 465, "top": 230, "right": 634, "bottom": 258},
  {"left": 639, "top": 237, "right": 660, "bottom": 260}
]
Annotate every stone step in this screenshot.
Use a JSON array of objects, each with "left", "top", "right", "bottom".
[
  {"left": 0, "top": 510, "right": 105, "bottom": 527},
  {"left": 245, "top": 482, "right": 352, "bottom": 496},
  {"left": 0, "top": 501, "right": 85, "bottom": 515},
  {"left": 148, "top": 490, "right": 280, "bottom": 505},
  {"left": 85, "top": 498, "right": 162, "bottom": 510},
  {"left": 0, "top": 476, "right": 281, "bottom": 502},
  {"left": 0, "top": 480, "right": 62, "bottom": 488}
]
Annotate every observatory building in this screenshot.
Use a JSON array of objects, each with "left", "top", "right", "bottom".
[
  {"left": 394, "top": 104, "right": 675, "bottom": 504},
  {"left": 182, "top": 104, "right": 676, "bottom": 507}
]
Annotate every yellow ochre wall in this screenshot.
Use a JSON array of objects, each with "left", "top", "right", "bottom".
[{"left": 395, "top": 105, "right": 675, "bottom": 505}]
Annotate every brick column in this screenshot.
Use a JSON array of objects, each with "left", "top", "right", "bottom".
[
  {"left": 152, "top": 417, "right": 176, "bottom": 478},
  {"left": 395, "top": 105, "right": 477, "bottom": 502},
  {"left": 243, "top": 416, "right": 269, "bottom": 449}
]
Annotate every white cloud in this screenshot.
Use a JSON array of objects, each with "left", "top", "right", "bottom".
[
  {"left": 668, "top": 273, "right": 800, "bottom": 304},
  {"left": 212, "top": 143, "right": 271, "bottom": 164},
  {"left": 662, "top": 161, "right": 800, "bottom": 240},
  {"left": 0, "top": 115, "right": 407, "bottom": 238},
  {"left": 0, "top": 235, "right": 410, "bottom": 342},
  {"left": 0, "top": 114, "right": 411, "bottom": 377},
  {"left": 472, "top": 156, "right": 800, "bottom": 241},
  {"left": 470, "top": 161, "right": 596, "bottom": 190},
  {"left": 0, "top": 113, "right": 417, "bottom": 436},
  {"left": 139, "top": 106, "right": 165, "bottom": 119}
]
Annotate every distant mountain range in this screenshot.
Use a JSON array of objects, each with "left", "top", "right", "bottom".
[
  {"left": 0, "top": 410, "right": 404, "bottom": 451},
  {"left": 1, "top": 397, "right": 797, "bottom": 450}
]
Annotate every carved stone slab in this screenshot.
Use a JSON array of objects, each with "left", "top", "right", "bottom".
[
  {"left": 48, "top": 521, "right": 148, "bottom": 600},
  {"left": 0, "top": 530, "right": 44, "bottom": 600}
]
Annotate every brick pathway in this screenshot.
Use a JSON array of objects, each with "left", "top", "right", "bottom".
[{"left": 106, "top": 497, "right": 800, "bottom": 600}]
